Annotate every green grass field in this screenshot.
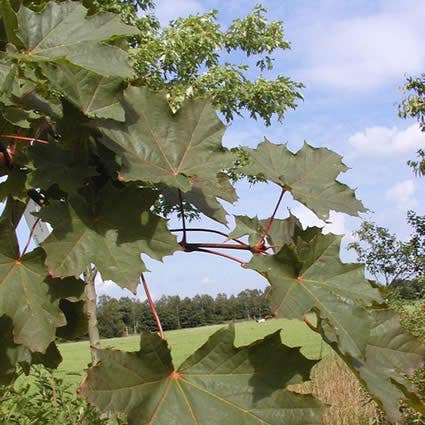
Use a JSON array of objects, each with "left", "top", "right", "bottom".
[{"left": 57, "top": 318, "right": 328, "bottom": 386}]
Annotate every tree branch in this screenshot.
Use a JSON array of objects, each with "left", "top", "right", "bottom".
[
  {"left": 177, "top": 189, "right": 187, "bottom": 248},
  {"left": 170, "top": 227, "right": 249, "bottom": 247},
  {"left": 0, "top": 134, "right": 49, "bottom": 144},
  {"left": 184, "top": 242, "right": 252, "bottom": 251},
  {"left": 190, "top": 247, "right": 246, "bottom": 265},
  {"left": 19, "top": 218, "right": 41, "bottom": 259},
  {"left": 259, "top": 187, "right": 286, "bottom": 245},
  {"left": 141, "top": 274, "right": 164, "bottom": 339}
]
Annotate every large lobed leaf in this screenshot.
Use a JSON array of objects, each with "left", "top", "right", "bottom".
[
  {"left": 79, "top": 326, "right": 323, "bottom": 424},
  {"left": 0, "top": 210, "right": 88, "bottom": 352},
  {"left": 324, "top": 307, "right": 425, "bottom": 422},
  {"left": 15, "top": 1, "right": 139, "bottom": 77},
  {"left": 247, "top": 225, "right": 383, "bottom": 358},
  {"left": 247, "top": 221, "right": 425, "bottom": 421},
  {"left": 97, "top": 86, "right": 234, "bottom": 192},
  {"left": 37, "top": 183, "right": 179, "bottom": 292},
  {"left": 244, "top": 140, "right": 366, "bottom": 220}
]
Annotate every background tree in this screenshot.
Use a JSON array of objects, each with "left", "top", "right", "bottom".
[
  {"left": 349, "top": 211, "right": 425, "bottom": 292},
  {"left": 400, "top": 73, "right": 425, "bottom": 176}
]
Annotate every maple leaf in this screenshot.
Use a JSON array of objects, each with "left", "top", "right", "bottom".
[
  {"left": 0, "top": 315, "right": 62, "bottom": 384},
  {"left": 15, "top": 1, "right": 139, "bottom": 77},
  {"left": 28, "top": 142, "right": 97, "bottom": 194},
  {"left": 244, "top": 140, "right": 366, "bottom": 220},
  {"left": 79, "top": 327, "right": 323, "bottom": 425},
  {"left": 324, "top": 308, "right": 425, "bottom": 422},
  {"left": 247, "top": 225, "right": 384, "bottom": 358},
  {"left": 97, "top": 86, "right": 234, "bottom": 192},
  {"left": 38, "top": 183, "right": 179, "bottom": 292}
]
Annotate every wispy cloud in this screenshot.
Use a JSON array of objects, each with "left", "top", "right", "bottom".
[
  {"left": 348, "top": 123, "right": 425, "bottom": 158},
  {"left": 293, "top": 0, "right": 425, "bottom": 91},
  {"left": 386, "top": 179, "right": 417, "bottom": 211}
]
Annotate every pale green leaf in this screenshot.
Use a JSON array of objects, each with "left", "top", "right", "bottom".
[
  {"left": 15, "top": 1, "right": 139, "bottom": 77},
  {"left": 244, "top": 140, "right": 366, "bottom": 220}
]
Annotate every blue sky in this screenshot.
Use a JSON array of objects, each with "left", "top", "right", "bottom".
[{"left": 14, "top": 0, "right": 425, "bottom": 300}]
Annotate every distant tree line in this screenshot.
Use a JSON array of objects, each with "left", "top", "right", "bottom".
[{"left": 97, "top": 289, "right": 271, "bottom": 338}]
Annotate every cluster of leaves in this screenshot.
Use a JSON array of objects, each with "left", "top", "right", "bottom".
[
  {"left": 0, "top": 366, "right": 123, "bottom": 424},
  {"left": 348, "top": 210, "right": 425, "bottom": 287},
  {"left": 0, "top": 1, "right": 424, "bottom": 423},
  {"left": 400, "top": 73, "right": 425, "bottom": 176}
]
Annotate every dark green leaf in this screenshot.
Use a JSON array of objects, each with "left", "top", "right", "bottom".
[
  {"left": 325, "top": 308, "right": 425, "bottom": 422},
  {"left": 97, "top": 86, "right": 233, "bottom": 191},
  {"left": 38, "top": 184, "right": 179, "bottom": 292},
  {"left": 28, "top": 141, "right": 97, "bottom": 193},
  {"left": 247, "top": 225, "right": 384, "bottom": 358},
  {"left": 79, "top": 327, "right": 323, "bottom": 424},
  {"left": 0, "top": 219, "right": 66, "bottom": 351},
  {"left": 40, "top": 61, "right": 126, "bottom": 120}
]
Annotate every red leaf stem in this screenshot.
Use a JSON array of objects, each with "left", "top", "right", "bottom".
[
  {"left": 0, "top": 134, "right": 49, "bottom": 144},
  {"left": 190, "top": 247, "right": 246, "bottom": 265},
  {"left": 258, "top": 188, "right": 286, "bottom": 245},
  {"left": 140, "top": 274, "right": 164, "bottom": 339},
  {"left": 19, "top": 218, "right": 41, "bottom": 260}
]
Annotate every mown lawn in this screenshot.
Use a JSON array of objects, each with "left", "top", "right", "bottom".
[{"left": 58, "top": 318, "right": 327, "bottom": 386}]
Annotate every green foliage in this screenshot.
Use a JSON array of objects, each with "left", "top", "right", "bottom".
[
  {"left": 400, "top": 73, "right": 425, "bottom": 176},
  {"left": 349, "top": 212, "right": 425, "bottom": 287},
  {"left": 0, "top": 366, "right": 123, "bottom": 424},
  {"left": 0, "top": 0, "right": 424, "bottom": 423}
]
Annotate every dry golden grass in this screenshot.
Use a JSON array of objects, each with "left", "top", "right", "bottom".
[{"left": 293, "top": 354, "right": 383, "bottom": 425}]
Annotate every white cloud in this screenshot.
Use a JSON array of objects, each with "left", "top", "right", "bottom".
[
  {"left": 348, "top": 123, "right": 425, "bottom": 158},
  {"left": 154, "top": 0, "right": 204, "bottom": 25},
  {"left": 295, "top": 1, "right": 425, "bottom": 90},
  {"left": 385, "top": 179, "right": 417, "bottom": 210}
]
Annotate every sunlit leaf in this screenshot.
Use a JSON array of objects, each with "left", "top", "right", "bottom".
[
  {"left": 244, "top": 140, "right": 366, "bottom": 220},
  {"left": 15, "top": 1, "right": 139, "bottom": 77}
]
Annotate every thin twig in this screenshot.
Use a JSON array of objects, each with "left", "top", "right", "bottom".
[
  {"left": 0, "top": 134, "right": 49, "bottom": 144},
  {"left": 170, "top": 227, "right": 249, "bottom": 247},
  {"left": 184, "top": 242, "right": 251, "bottom": 251},
  {"left": 259, "top": 188, "right": 286, "bottom": 244},
  {"left": 141, "top": 274, "right": 164, "bottom": 339},
  {"left": 177, "top": 190, "right": 187, "bottom": 247},
  {"left": 19, "top": 218, "right": 41, "bottom": 259},
  {"left": 192, "top": 248, "right": 246, "bottom": 265}
]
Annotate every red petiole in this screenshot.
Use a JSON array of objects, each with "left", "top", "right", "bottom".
[{"left": 141, "top": 274, "right": 164, "bottom": 339}]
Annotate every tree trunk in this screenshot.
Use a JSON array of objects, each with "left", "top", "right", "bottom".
[{"left": 84, "top": 265, "right": 100, "bottom": 363}]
